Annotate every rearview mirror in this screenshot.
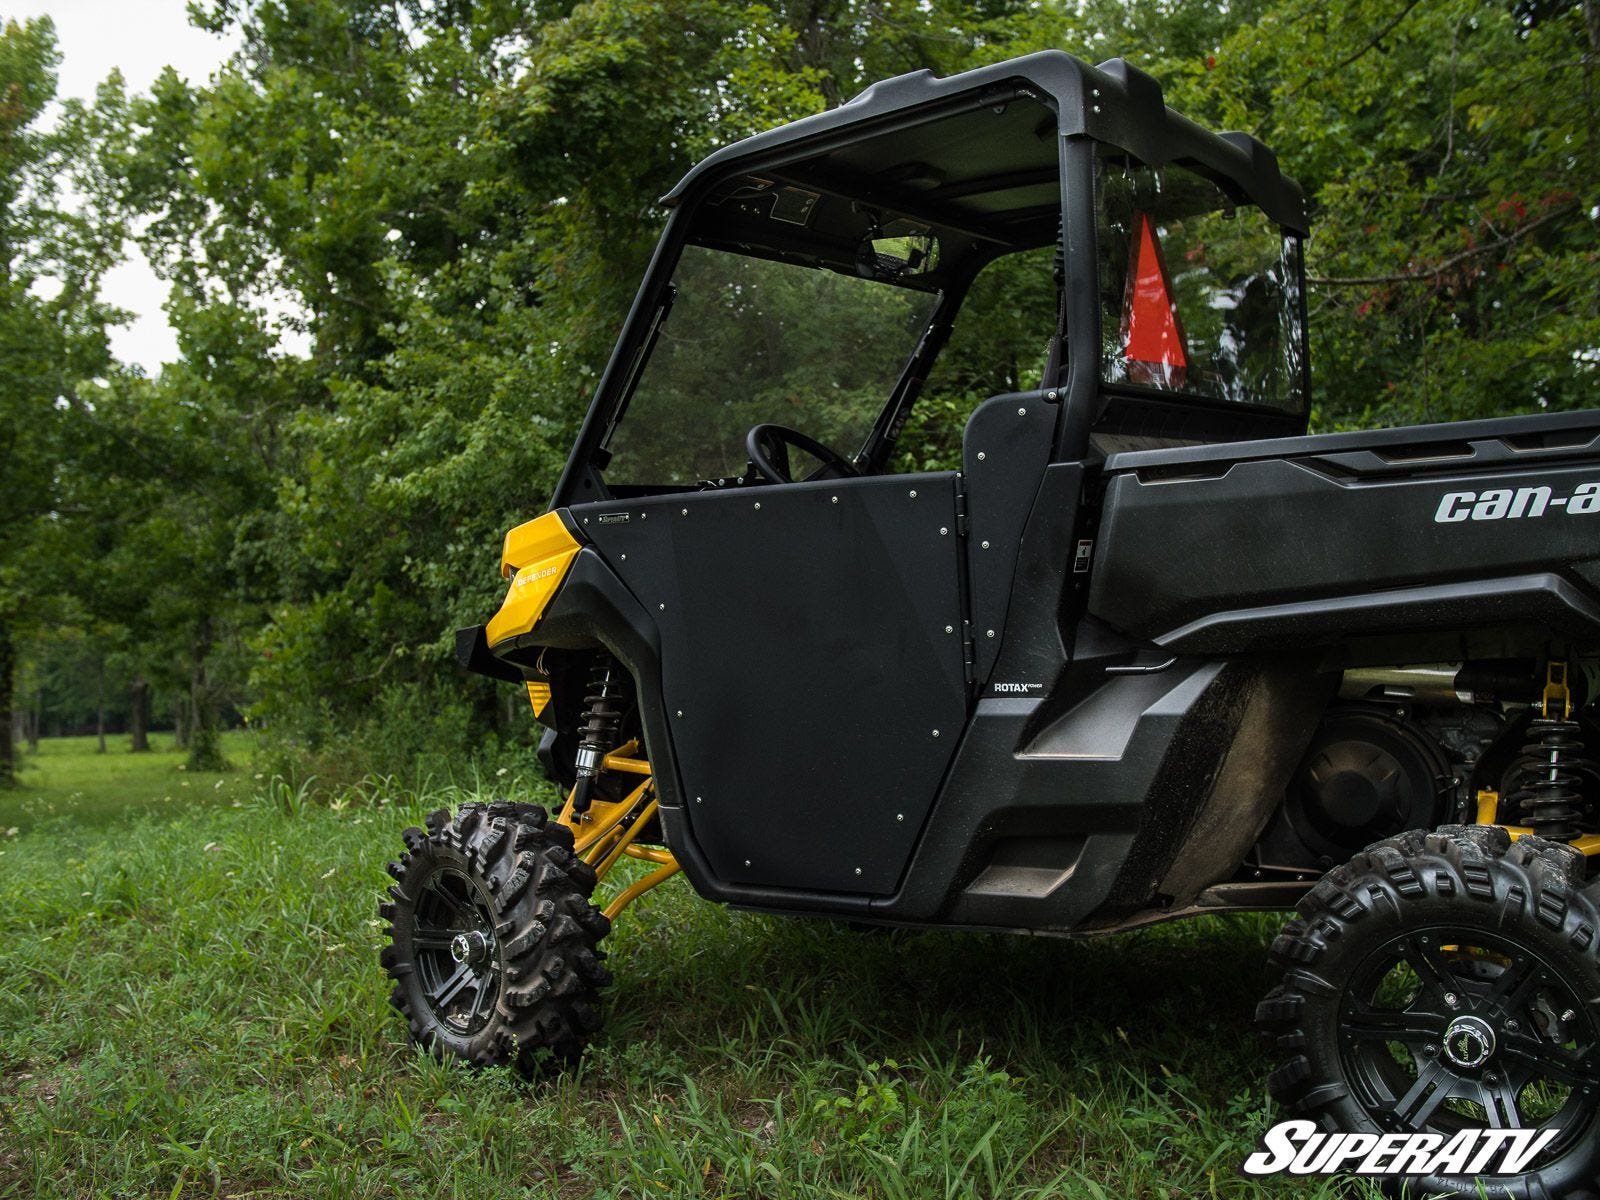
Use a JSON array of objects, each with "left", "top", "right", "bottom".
[{"left": 856, "top": 221, "right": 939, "bottom": 281}]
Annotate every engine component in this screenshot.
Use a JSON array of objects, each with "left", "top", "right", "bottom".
[
  {"left": 1416, "top": 705, "right": 1504, "bottom": 776},
  {"left": 1256, "top": 706, "right": 1452, "bottom": 871}
]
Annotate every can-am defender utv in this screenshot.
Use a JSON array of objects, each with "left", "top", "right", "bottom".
[{"left": 379, "top": 49, "right": 1600, "bottom": 1197}]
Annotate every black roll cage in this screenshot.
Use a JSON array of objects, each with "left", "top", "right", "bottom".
[{"left": 550, "top": 52, "right": 1312, "bottom": 510}]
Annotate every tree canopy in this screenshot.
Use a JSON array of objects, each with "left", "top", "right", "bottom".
[{"left": 4, "top": 0, "right": 1596, "bottom": 784}]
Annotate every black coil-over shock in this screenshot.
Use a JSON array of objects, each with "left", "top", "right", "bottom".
[
  {"left": 1508, "top": 663, "right": 1597, "bottom": 842},
  {"left": 570, "top": 656, "right": 626, "bottom": 815}
]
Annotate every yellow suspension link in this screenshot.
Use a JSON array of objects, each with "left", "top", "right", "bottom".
[
  {"left": 603, "top": 860, "right": 682, "bottom": 922},
  {"left": 554, "top": 739, "right": 681, "bottom": 919},
  {"left": 1543, "top": 661, "right": 1573, "bottom": 720}
]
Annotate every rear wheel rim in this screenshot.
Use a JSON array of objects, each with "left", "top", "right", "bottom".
[
  {"left": 411, "top": 865, "right": 501, "bottom": 1036},
  {"left": 1338, "top": 923, "right": 1600, "bottom": 1153}
]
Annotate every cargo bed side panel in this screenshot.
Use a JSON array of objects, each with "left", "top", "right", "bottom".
[{"left": 1089, "top": 422, "right": 1600, "bottom": 652}]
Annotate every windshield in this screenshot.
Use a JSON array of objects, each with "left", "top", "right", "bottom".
[
  {"left": 601, "top": 245, "right": 940, "bottom": 487},
  {"left": 1098, "top": 157, "right": 1306, "bottom": 412}
]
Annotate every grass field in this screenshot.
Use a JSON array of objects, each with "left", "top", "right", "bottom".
[
  {"left": 2, "top": 731, "right": 260, "bottom": 835},
  {"left": 0, "top": 738, "right": 1379, "bottom": 1199}
]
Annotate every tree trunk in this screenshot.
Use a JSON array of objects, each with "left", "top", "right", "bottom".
[
  {"left": 128, "top": 677, "right": 150, "bottom": 752},
  {"left": 174, "top": 692, "right": 187, "bottom": 751},
  {"left": 0, "top": 625, "right": 15, "bottom": 788},
  {"left": 95, "top": 656, "right": 107, "bottom": 754},
  {"left": 25, "top": 688, "right": 40, "bottom": 753},
  {"left": 187, "top": 618, "right": 225, "bottom": 772}
]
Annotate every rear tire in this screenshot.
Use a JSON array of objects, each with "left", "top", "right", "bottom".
[
  {"left": 1258, "top": 825, "right": 1600, "bottom": 1199},
  {"left": 379, "top": 800, "right": 611, "bottom": 1072}
]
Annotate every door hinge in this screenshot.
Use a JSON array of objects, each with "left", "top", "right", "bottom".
[
  {"left": 953, "top": 481, "right": 969, "bottom": 538},
  {"left": 961, "top": 619, "right": 976, "bottom": 685}
]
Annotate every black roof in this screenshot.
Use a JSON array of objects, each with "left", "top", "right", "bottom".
[{"left": 663, "top": 51, "right": 1308, "bottom": 235}]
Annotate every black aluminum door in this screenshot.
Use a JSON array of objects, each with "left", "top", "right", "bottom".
[{"left": 578, "top": 472, "right": 968, "bottom": 894}]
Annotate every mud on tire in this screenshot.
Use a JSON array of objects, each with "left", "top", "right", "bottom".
[
  {"left": 1257, "top": 825, "right": 1600, "bottom": 1199},
  {"left": 379, "top": 800, "right": 611, "bottom": 1072}
]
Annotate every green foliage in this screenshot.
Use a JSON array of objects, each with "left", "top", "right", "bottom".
[
  {"left": 0, "top": 15, "right": 119, "bottom": 785},
  {"left": 9, "top": 0, "right": 1597, "bottom": 773},
  {"left": 56, "top": 0, "right": 1075, "bottom": 766},
  {"left": 1188, "top": 0, "right": 1600, "bottom": 428}
]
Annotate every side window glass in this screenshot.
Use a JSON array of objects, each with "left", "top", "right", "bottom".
[
  {"left": 893, "top": 245, "right": 1059, "bottom": 472},
  {"left": 603, "top": 245, "right": 939, "bottom": 487}
]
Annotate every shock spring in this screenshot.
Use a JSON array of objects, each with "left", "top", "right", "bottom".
[
  {"left": 1509, "top": 720, "right": 1594, "bottom": 842},
  {"left": 1507, "top": 664, "right": 1596, "bottom": 842},
  {"left": 571, "top": 657, "right": 626, "bottom": 815}
]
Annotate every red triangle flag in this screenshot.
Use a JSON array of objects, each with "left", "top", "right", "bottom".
[{"left": 1123, "top": 212, "right": 1187, "bottom": 386}]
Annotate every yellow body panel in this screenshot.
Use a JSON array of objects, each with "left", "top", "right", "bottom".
[{"left": 485, "top": 513, "right": 580, "bottom": 647}]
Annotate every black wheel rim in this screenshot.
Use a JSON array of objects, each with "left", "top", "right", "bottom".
[
  {"left": 1339, "top": 924, "right": 1600, "bottom": 1155},
  {"left": 411, "top": 864, "right": 501, "bottom": 1036}
]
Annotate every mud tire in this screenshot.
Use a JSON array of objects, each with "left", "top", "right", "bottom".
[
  {"left": 1258, "top": 825, "right": 1600, "bottom": 1199},
  {"left": 379, "top": 800, "right": 611, "bottom": 1072}
]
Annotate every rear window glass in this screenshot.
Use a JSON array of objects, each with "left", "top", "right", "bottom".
[{"left": 1097, "top": 157, "right": 1306, "bottom": 413}]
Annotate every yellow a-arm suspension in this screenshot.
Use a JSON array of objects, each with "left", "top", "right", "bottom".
[{"left": 554, "top": 740, "right": 681, "bottom": 921}]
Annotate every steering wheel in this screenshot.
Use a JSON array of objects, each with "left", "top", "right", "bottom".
[{"left": 745, "top": 423, "right": 861, "bottom": 484}]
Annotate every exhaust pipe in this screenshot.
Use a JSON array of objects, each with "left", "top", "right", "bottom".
[{"left": 1338, "top": 661, "right": 1540, "bottom": 706}]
